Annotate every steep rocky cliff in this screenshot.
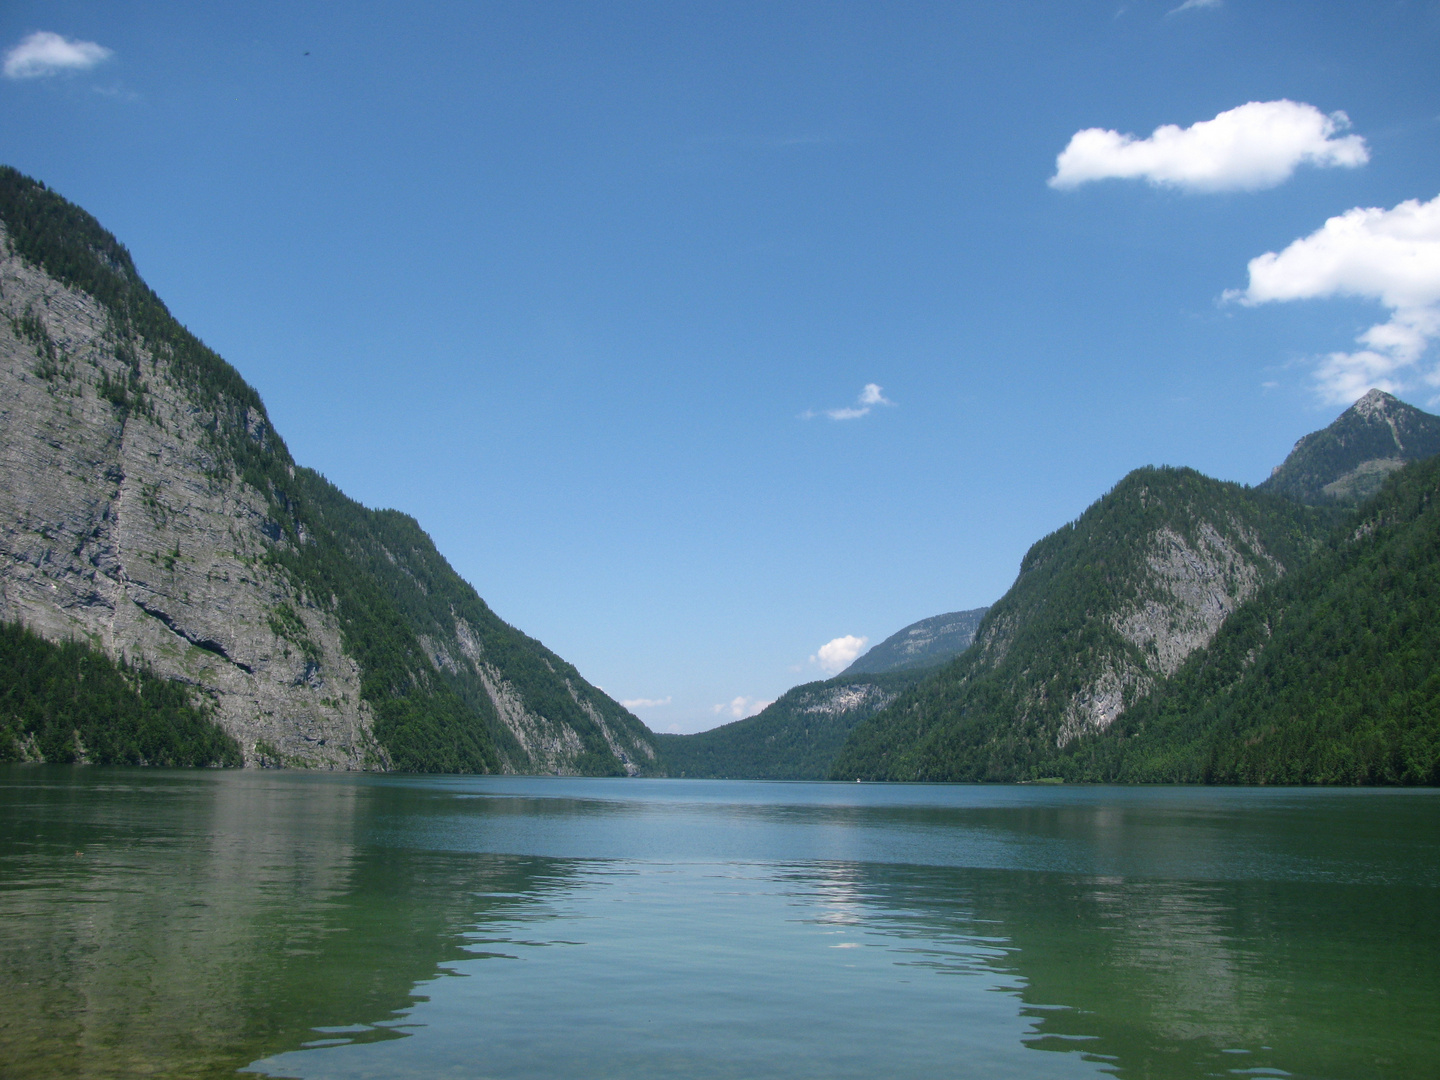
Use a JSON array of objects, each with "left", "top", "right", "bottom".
[{"left": 0, "top": 167, "right": 658, "bottom": 774}]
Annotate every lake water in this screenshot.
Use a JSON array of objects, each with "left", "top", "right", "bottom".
[{"left": 1, "top": 767, "right": 1437, "bottom": 1079}]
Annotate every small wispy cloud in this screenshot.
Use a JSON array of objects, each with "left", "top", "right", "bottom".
[
  {"left": 1050, "top": 100, "right": 1367, "bottom": 193},
  {"left": 1169, "top": 0, "right": 1222, "bottom": 14},
  {"left": 804, "top": 383, "right": 895, "bottom": 421},
  {"left": 620, "top": 696, "right": 672, "bottom": 710},
  {"left": 809, "top": 635, "right": 868, "bottom": 675},
  {"left": 4, "top": 31, "right": 112, "bottom": 79},
  {"left": 712, "top": 696, "right": 772, "bottom": 720}
]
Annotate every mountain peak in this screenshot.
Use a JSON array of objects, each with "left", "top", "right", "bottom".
[
  {"left": 1260, "top": 390, "right": 1440, "bottom": 504},
  {"left": 1350, "top": 387, "right": 1399, "bottom": 420}
]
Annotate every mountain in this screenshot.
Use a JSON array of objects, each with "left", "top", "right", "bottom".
[
  {"left": 839, "top": 607, "right": 989, "bottom": 676},
  {"left": 0, "top": 167, "right": 658, "bottom": 775},
  {"left": 832, "top": 392, "right": 1440, "bottom": 785},
  {"left": 829, "top": 467, "right": 1334, "bottom": 782},
  {"left": 656, "top": 669, "right": 924, "bottom": 779},
  {"left": 1260, "top": 389, "right": 1440, "bottom": 504},
  {"left": 1059, "top": 453, "right": 1440, "bottom": 785}
]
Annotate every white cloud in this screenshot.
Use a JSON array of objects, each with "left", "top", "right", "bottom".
[
  {"left": 620, "top": 696, "right": 671, "bottom": 709},
  {"left": 806, "top": 382, "right": 895, "bottom": 421},
  {"left": 4, "top": 31, "right": 112, "bottom": 79},
  {"left": 1229, "top": 193, "right": 1440, "bottom": 404},
  {"left": 809, "top": 635, "right": 868, "bottom": 675},
  {"left": 1169, "top": 0, "right": 1221, "bottom": 13},
  {"left": 712, "top": 696, "right": 772, "bottom": 720},
  {"left": 1050, "top": 100, "right": 1368, "bottom": 193},
  {"left": 1226, "top": 191, "right": 1440, "bottom": 406}
]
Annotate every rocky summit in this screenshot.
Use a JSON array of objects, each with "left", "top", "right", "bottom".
[
  {"left": 0, "top": 168, "right": 658, "bottom": 775},
  {"left": 1261, "top": 389, "right": 1440, "bottom": 505}
]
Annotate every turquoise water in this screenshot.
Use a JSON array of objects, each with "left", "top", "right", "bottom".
[{"left": 2, "top": 767, "right": 1437, "bottom": 1078}]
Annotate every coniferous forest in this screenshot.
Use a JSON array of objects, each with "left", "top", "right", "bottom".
[
  {"left": 0, "top": 621, "right": 241, "bottom": 766},
  {"left": 829, "top": 451, "right": 1440, "bottom": 786}
]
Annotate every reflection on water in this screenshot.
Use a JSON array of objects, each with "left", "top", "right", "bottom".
[
  {"left": 2, "top": 769, "right": 1436, "bottom": 1079},
  {"left": 0, "top": 770, "right": 577, "bottom": 1078}
]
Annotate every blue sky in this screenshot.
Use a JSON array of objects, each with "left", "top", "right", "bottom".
[{"left": 4, "top": 1, "right": 1439, "bottom": 731}]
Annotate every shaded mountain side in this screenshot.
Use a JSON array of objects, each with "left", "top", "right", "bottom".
[
  {"left": 0, "top": 166, "right": 658, "bottom": 775},
  {"left": 272, "top": 470, "right": 657, "bottom": 775},
  {"left": 1260, "top": 389, "right": 1440, "bottom": 505},
  {"left": 840, "top": 607, "right": 989, "bottom": 676},
  {"left": 830, "top": 467, "right": 1335, "bottom": 782},
  {"left": 1056, "top": 453, "right": 1440, "bottom": 785},
  {"left": 657, "top": 669, "right": 926, "bottom": 779}
]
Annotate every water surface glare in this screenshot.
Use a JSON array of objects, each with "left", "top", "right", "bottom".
[{"left": 2, "top": 768, "right": 1437, "bottom": 1078}]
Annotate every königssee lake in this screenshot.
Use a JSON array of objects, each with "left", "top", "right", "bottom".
[{"left": 2, "top": 767, "right": 1437, "bottom": 1078}]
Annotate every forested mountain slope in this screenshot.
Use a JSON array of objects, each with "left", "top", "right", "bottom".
[
  {"left": 0, "top": 167, "right": 657, "bottom": 774},
  {"left": 657, "top": 670, "right": 924, "bottom": 779},
  {"left": 830, "top": 467, "right": 1333, "bottom": 782},
  {"left": 840, "top": 607, "right": 989, "bottom": 676},
  {"left": 1059, "top": 453, "right": 1440, "bottom": 785}
]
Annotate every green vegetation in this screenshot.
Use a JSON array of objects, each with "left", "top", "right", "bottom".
[
  {"left": 832, "top": 452, "right": 1440, "bottom": 787},
  {"left": 1060, "top": 454, "right": 1440, "bottom": 785},
  {"left": 659, "top": 670, "right": 924, "bottom": 779},
  {"left": 274, "top": 472, "right": 652, "bottom": 775},
  {"left": 1260, "top": 389, "right": 1440, "bottom": 505},
  {"left": 0, "top": 165, "right": 650, "bottom": 776},
  {"left": 830, "top": 467, "right": 1336, "bottom": 782},
  {"left": 267, "top": 602, "right": 322, "bottom": 665},
  {"left": 0, "top": 621, "right": 241, "bottom": 766}
]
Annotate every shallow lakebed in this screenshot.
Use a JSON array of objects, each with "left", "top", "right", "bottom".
[{"left": 2, "top": 767, "right": 1437, "bottom": 1078}]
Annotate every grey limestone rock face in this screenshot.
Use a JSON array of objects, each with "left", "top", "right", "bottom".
[
  {"left": 1115, "top": 522, "right": 1274, "bottom": 678},
  {"left": 1054, "top": 519, "right": 1276, "bottom": 746},
  {"left": 0, "top": 226, "right": 379, "bottom": 768},
  {"left": 794, "top": 682, "right": 897, "bottom": 717}
]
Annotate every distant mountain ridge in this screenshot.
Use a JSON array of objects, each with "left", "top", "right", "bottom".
[
  {"left": 659, "top": 606, "right": 989, "bottom": 778},
  {"left": 656, "top": 669, "right": 924, "bottom": 779},
  {"left": 665, "top": 394, "right": 1440, "bottom": 786},
  {"left": 840, "top": 607, "right": 989, "bottom": 676},
  {"left": 1260, "top": 389, "right": 1440, "bottom": 504}
]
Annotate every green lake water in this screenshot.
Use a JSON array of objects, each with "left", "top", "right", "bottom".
[{"left": 1, "top": 767, "right": 1437, "bottom": 1079}]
